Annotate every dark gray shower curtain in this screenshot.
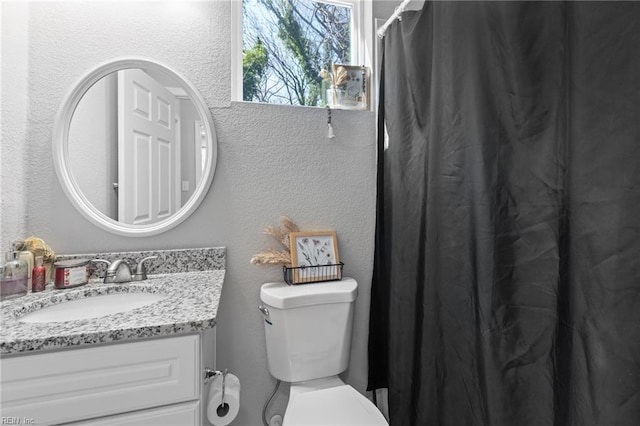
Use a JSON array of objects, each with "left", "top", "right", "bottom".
[{"left": 368, "top": 2, "right": 640, "bottom": 425}]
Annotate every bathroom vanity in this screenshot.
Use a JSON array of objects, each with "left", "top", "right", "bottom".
[
  {"left": 2, "top": 49, "right": 227, "bottom": 425},
  {"left": 0, "top": 247, "right": 225, "bottom": 426}
]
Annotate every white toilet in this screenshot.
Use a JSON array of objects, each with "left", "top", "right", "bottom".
[{"left": 259, "top": 278, "right": 388, "bottom": 426}]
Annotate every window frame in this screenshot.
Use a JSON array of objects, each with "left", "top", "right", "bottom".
[{"left": 231, "top": 0, "right": 373, "bottom": 107}]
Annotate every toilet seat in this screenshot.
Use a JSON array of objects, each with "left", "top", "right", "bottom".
[{"left": 283, "top": 384, "right": 388, "bottom": 426}]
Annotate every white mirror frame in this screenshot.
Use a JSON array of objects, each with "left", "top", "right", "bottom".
[{"left": 52, "top": 57, "right": 217, "bottom": 237}]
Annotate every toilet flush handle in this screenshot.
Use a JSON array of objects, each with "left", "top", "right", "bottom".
[{"left": 258, "top": 305, "right": 269, "bottom": 317}]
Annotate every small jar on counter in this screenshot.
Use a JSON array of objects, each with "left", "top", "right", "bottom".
[{"left": 54, "top": 259, "right": 90, "bottom": 289}]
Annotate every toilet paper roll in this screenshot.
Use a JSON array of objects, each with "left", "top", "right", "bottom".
[{"left": 207, "top": 373, "right": 241, "bottom": 426}]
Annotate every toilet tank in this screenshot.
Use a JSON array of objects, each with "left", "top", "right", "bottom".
[{"left": 260, "top": 278, "right": 358, "bottom": 382}]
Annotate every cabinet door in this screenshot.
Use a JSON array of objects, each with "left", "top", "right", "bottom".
[
  {"left": 67, "top": 401, "right": 200, "bottom": 425},
  {"left": 0, "top": 335, "right": 200, "bottom": 425}
]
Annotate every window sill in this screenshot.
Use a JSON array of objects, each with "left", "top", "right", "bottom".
[{"left": 228, "top": 99, "right": 373, "bottom": 113}]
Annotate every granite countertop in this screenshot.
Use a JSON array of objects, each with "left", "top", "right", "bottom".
[{"left": 0, "top": 247, "right": 225, "bottom": 355}]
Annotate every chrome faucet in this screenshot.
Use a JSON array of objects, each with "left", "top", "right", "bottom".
[
  {"left": 93, "top": 256, "right": 157, "bottom": 284},
  {"left": 104, "top": 259, "right": 133, "bottom": 283}
]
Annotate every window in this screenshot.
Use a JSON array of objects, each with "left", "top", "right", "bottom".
[{"left": 232, "top": 0, "right": 372, "bottom": 107}]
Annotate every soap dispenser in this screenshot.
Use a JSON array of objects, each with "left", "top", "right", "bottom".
[
  {"left": 1, "top": 251, "right": 29, "bottom": 300},
  {"left": 12, "top": 241, "right": 34, "bottom": 291}
]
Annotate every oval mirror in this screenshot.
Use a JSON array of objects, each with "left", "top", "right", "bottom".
[{"left": 53, "top": 58, "right": 217, "bottom": 237}]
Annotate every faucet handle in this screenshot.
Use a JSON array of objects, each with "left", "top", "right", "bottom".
[{"left": 132, "top": 256, "right": 158, "bottom": 281}]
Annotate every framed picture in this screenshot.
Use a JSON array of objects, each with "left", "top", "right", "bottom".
[
  {"left": 328, "top": 64, "right": 370, "bottom": 110},
  {"left": 289, "top": 231, "right": 340, "bottom": 284}
]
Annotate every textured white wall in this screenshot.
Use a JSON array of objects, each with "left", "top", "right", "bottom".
[
  {"left": 1, "top": 2, "right": 30, "bottom": 249},
  {"left": 1, "top": 2, "right": 377, "bottom": 425}
]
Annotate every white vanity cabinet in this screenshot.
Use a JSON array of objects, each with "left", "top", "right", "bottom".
[
  {"left": 1, "top": 333, "right": 214, "bottom": 425},
  {"left": 68, "top": 401, "right": 201, "bottom": 425}
]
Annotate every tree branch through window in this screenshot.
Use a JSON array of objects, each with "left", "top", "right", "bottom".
[{"left": 242, "top": 0, "right": 352, "bottom": 106}]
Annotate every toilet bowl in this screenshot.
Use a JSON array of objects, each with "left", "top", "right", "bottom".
[
  {"left": 283, "top": 377, "right": 387, "bottom": 426},
  {"left": 259, "top": 279, "right": 388, "bottom": 426}
]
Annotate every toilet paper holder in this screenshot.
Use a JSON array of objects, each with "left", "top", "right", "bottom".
[
  {"left": 204, "top": 367, "right": 227, "bottom": 384},
  {"left": 205, "top": 368, "right": 232, "bottom": 419}
]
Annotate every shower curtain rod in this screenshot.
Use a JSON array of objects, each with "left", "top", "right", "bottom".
[{"left": 377, "top": 0, "right": 414, "bottom": 38}]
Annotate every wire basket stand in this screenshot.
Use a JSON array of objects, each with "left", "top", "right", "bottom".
[{"left": 283, "top": 262, "right": 344, "bottom": 285}]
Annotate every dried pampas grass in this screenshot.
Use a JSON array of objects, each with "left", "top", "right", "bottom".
[
  {"left": 251, "top": 216, "right": 300, "bottom": 266},
  {"left": 250, "top": 248, "right": 291, "bottom": 265},
  {"left": 15, "top": 236, "right": 56, "bottom": 263},
  {"left": 14, "top": 236, "right": 57, "bottom": 285},
  {"left": 264, "top": 216, "right": 299, "bottom": 249},
  {"left": 332, "top": 64, "right": 348, "bottom": 86}
]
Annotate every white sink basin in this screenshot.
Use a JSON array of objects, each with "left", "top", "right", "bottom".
[{"left": 19, "top": 293, "right": 167, "bottom": 323}]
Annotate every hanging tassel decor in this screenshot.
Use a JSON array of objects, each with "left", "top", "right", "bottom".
[{"left": 326, "top": 106, "right": 335, "bottom": 139}]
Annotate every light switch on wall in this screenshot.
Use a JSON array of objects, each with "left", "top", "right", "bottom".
[{"left": 181, "top": 181, "right": 189, "bottom": 192}]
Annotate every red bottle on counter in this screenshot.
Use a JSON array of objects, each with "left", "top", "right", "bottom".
[{"left": 32, "top": 256, "right": 46, "bottom": 292}]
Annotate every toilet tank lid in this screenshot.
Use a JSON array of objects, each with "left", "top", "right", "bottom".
[{"left": 260, "top": 278, "right": 357, "bottom": 309}]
